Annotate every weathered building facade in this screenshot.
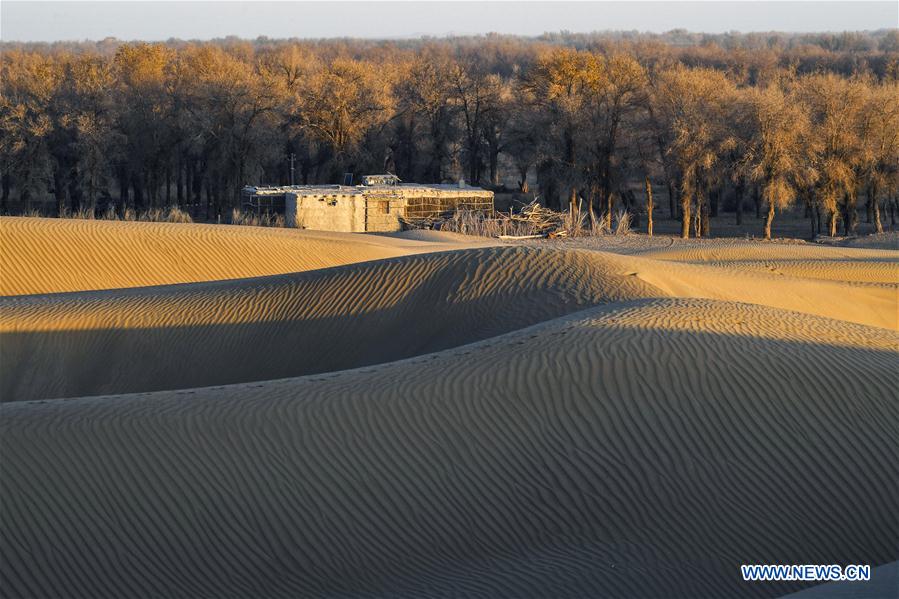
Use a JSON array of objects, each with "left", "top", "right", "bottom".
[{"left": 241, "top": 175, "right": 494, "bottom": 233}]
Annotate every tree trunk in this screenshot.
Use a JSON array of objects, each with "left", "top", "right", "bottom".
[
  {"left": 569, "top": 187, "right": 578, "bottom": 218},
  {"left": 701, "top": 200, "right": 710, "bottom": 237},
  {"left": 710, "top": 187, "right": 719, "bottom": 217},
  {"left": 21, "top": 185, "right": 31, "bottom": 214},
  {"left": 194, "top": 162, "right": 203, "bottom": 206},
  {"left": 67, "top": 177, "right": 82, "bottom": 213},
  {"left": 177, "top": 153, "right": 185, "bottom": 206},
  {"left": 118, "top": 170, "right": 128, "bottom": 213},
  {"left": 216, "top": 177, "right": 225, "bottom": 220},
  {"left": 132, "top": 174, "right": 144, "bottom": 211},
  {"left": 604, "top": 190, "right": 614, "bottom": 230},
  {"left": 489, "top": 150, "right": 500, "bottom": 187},
  {"left": 667, "top": 180, "right": 676, "bottom": 219},
  {"left": 680, "top": 191, "right": 691, "bottom": 239},
  {"left": 693, "top": 199, "right": 702, "bottom": 238},
  {"left": 873, "top": 199, "right": 883, "bottom": 234},
  {"left": 871, "top": 182, "right": 882, "bottom": 234},
  {"left": 764, "top": 198, "right": 775, "bottom": 240},
  {"left": 1, "top": 172, "right": 10, "bottom": 214},
  {"left": 205, "top": 178, "right": 213, "bottom": 221},
  {"left": 828, "top": 211, "right": 838, "bottom": 237},
  {"left": 734, "top": 181, "right": 744, "bottom": 225},
  {"left": 54, "top": 167, "right": 66, "bottom": 216},
  {"left": 692, "top": 191, "right": 703, "bottom": 238},
  {"left": 178, "top": 159, "right": 191, "bottom": 206},
  {"left": 468, "top": 141, "right": 479, "bottom": 186},
  {"left": 753, "top": 186, "right": 761, "bottom": 219},
  {"left": 865, "top": 186, "right": 873, "bottom": 223},
  {"left": 841, "top": 193, "right": 856, "bottom": 236},
  {"left": 809, "top": 202, "right": 817, "bottom": 239},
  {"left": 805, "top": 194, "right": 819, "bottom": 239},
  {"left": 645, "top": 176, "right": 653, "bottom": 237},
  {"left": 518, "top": 165, "right": 529, "bottom": 193}
]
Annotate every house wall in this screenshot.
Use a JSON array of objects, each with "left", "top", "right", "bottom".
[
  {"left": 284, "top": 188, "right": 494, "bottom": 232},
  {"left": 363, "top": 195, "right": 406, "bottom": 232},
  {"left": 286, "top": 193, "right": 366, "bottom": 232}
]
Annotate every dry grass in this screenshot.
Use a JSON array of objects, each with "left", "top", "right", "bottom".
[
  {"left": 45, "top": 205, "right": 194, "bottom": 224},
  {"left": 427, "top": 211, "right": 537, "bottom": 238},
  {"left": 230, "top": 209, "right": 285, "bottom": 228},
  {"left": 57, "top": 207, "right": 97, "bottom": 220},
  {"left": 408, "top": 201, "right": 632, "bottom": 239},
  {"left": 614, "top": 210, "right": 632, "bottom": 236}
]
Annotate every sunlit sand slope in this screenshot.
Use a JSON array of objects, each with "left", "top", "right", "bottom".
[
  {"left": 627, "top": 258, "right": 897, "bottom": 329},
  {"left": 0, "top": 217, "right": 490, "bottom": 295},
  {"left": 2, "top": 299, "right": 896, "bottom": 598},
  {"left": 4, "top": 244, "right": 895, "bottom": 401},
  {"left": 638, "top": 239, "right": 898, "bottom": 263},
  {"left": 637, "top": 240, "right": 899, "bottom": 284}
]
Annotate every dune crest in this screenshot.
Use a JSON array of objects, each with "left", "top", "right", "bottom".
[
  {"left": 0, "top": 217, "right": 491, "bottom": 296},
  {"left": 0, "top": 247, "right": 660, "bottom": 400},
  {"left": 3, "top": 241, "right": 895, "bottom": 401}
]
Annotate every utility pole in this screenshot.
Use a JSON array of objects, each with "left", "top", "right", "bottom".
[{"left": 288, "top": 153, "right": 296, "bottom": 186}]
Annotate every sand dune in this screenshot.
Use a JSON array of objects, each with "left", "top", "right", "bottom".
[
  {"left": 678, "top": 259, "right": 898, "bottom": 283},
  {"left": 637, "top": 239, "right": 899, "bottom": 263},
  {"left": 1, "top": 219, "right": 897, "bottom": 597},
  {"left": 0, "top": 217, "right": 492, "bottom": 296},
  {"left": 3, "top": 243, "right": 895, "bottom": 401},
  {"left": 2, "top": 299, "right": 897, "bottom": 598},
  {"left": 635, "top": 240, "right": 899, "bottom": 284},
  {"left": 0, "top": 247, "right": 660, "bottom": 400},
  {"left": 625, "top": 257, "right": 897, "bottom": 329}
]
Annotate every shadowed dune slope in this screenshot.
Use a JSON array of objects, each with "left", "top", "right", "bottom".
[
  {"left": 782, "top": 561, "right": 899, "bottom": 598},
  {"left": 0, "top": 217, "right": 492, "bottom": 296},
  {"left": 3, "top": 244, "right": 896, "bottom": 401},
  {"left": 0, "top": 247, "right": 660, "bottom": 400},
  {"left": 2, "top": 299, "right": 897, "bottom": 598}
]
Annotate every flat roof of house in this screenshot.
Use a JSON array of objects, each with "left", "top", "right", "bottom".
[{"left": 242, "top": 183, "right": 493, "bottom": 196}]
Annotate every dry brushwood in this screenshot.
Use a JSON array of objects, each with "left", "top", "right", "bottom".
[{"left": 403, "top": 200, "right": 618, "bottom": 239}]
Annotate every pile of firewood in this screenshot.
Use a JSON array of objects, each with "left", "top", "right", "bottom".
[
  {"left": 498, "top": 201, "right": 570, "bottom": 239},
  {"left": 403, "top": 201, "right": 602, "bottom": 239}
]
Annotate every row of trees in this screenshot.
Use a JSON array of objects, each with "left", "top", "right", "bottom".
[{"left": 2, "top": 32, "right": 898, "bottom": 238}]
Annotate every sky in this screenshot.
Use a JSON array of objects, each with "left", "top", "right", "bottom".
[{"left": 1, "top": 1, "right": 897, "bottom": 42}]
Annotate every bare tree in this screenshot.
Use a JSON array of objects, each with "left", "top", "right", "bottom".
[
  {"left": 652, "top": 65, "right": 733, "bottom": 238},
  {"left": 743, "top": 81, "right": 809, "bottom": 239},
  {"left": 798, "top": 73, "right": 866, "bottom": 237}
]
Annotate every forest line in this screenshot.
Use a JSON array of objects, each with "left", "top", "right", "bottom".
[{"left": 2, "top": 30, "right": 898, "bottom": 238}]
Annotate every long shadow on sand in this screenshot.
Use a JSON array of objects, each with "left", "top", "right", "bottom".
[{"left": 2, "top": 308, "right": 897, "bottom": 598}]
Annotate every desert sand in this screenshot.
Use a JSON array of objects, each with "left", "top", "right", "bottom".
[
  {"left": 0, "top": 217, "right": 492, "bottom": 296},
  {"left": 1, "top": 217, "right": 897, "bottom": 598}
]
